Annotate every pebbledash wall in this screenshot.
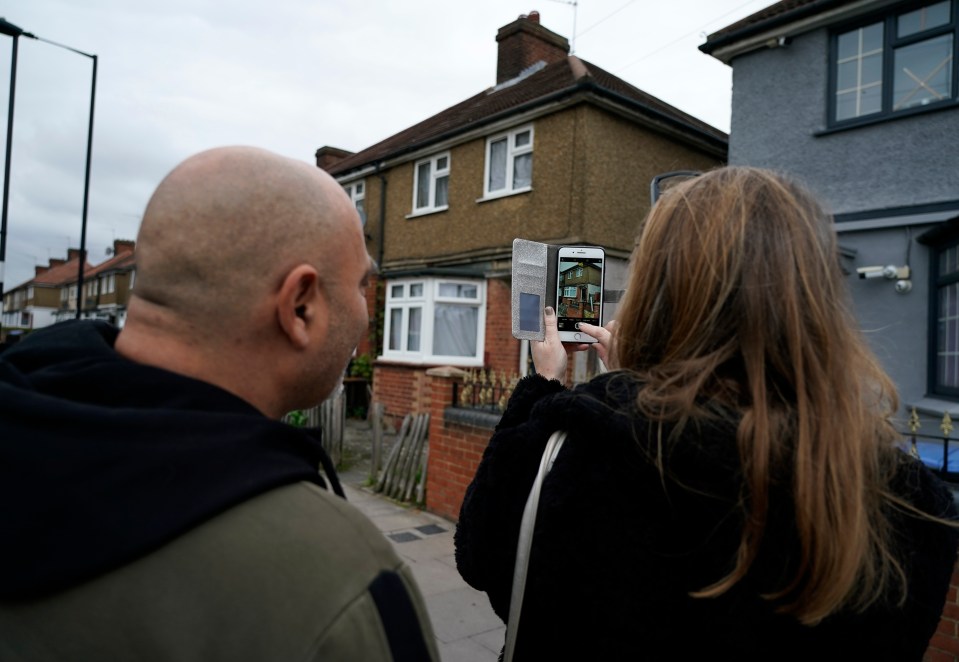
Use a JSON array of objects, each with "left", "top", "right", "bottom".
[{"left": 419, "top": 366, "right": 959, "bottom": 660}]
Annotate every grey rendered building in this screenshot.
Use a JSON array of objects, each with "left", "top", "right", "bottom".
[{"left": 702, "top": 0, "right": 959, "bottom": 465}]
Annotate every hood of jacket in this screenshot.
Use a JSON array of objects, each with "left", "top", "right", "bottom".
[{"left": 0, "top": 320, "right": 327, "bottom": 600}]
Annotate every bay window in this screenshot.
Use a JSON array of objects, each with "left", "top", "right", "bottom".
[{"left": 383, "top": 278, "right": 485, "bottom": 365}]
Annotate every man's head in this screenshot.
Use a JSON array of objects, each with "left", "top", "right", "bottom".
[{"left": 119, "top": 146, "right": 372, "bottom": 417}]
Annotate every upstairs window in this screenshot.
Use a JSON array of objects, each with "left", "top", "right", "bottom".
[
  {"left": 412, "top": 153, "right": 450, "bottom": 214},
  {"left": 831, "top": 1, "right": 957, "bottom": 125},
  {"left": 344, "top": 180, "right": 366, "bottom": 226},
  {"left": 484, "top": 125, "right": 533, "bottom": 197}
]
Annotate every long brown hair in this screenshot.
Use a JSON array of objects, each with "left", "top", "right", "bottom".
[{"left": 614, "top": 166, "right": 903, "bottom": 625}]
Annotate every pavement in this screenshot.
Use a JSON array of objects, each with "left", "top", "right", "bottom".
[{"left": 338, "top": 419, "right": 505, "bottom": 662}]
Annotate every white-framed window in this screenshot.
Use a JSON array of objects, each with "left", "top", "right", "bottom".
[
  {"left": 562, "top": 286, "right": 577, "bottom": 298},
  {"left": 483, "top": 125, "right": 533, "bottom": 198},
  {"left": 412, "top": 153, "right": 450, "bottom": 214},
  {"left": 100, "top": 273, "right": 115, "bottom": 295},
  {"left": 344, "top": 180, "right": 366, "bottom": 226},
  {"left": 382, "top": 277, "right": 486, "bottom": 365}
]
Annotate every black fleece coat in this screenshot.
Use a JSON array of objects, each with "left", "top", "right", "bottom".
[
  {"left": 455, "top": 373, "right": 959, "bottom": 661},
  {"left": 0, "top": 320, "right": 339, "bottom": 600}
]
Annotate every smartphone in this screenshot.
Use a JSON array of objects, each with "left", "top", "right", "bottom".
[{"left": 556, "top": 246, "right": 605, "bottom": 343}]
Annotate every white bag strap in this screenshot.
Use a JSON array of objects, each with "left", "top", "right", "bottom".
[{"left": 504, "top": 429, "right": 567, "bottom": 662}]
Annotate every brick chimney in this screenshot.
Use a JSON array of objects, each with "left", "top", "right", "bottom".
[
  {"left": 35, "top": 265, "right": 49, "bottom": 276},
  {"left": 112, "top": 239, "right": 136, "bottom": 255},
  {"left": 496, "top": 11, "right": 569, "bottom": 84},
  {"left": 315, "top": 146, "right": 354, "bottom": 172},
  {"left": 67, "top": 248, "right": 83, "bottom": 262},
  {"left": 48, "top": 259, "right": 66, "bottom": 268}
]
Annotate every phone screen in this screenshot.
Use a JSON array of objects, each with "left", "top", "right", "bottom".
[{"left": 556, "top": 255, "right": 603, "bottom": 335}]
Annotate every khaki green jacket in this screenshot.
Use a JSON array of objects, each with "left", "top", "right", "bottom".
[{"left": 0, "top": 482, "right": 439, "bottom": 661}]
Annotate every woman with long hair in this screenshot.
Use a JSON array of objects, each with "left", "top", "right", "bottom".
[{"left": 455, "top": 167, "right": 958, "bottom": 660}]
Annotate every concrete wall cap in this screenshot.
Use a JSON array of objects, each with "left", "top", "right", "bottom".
[{"left": 425, "top": 366, "right": 471, "bottom": 378}]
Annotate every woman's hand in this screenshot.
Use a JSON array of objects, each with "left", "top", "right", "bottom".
[
  {"left": 576, "top": 320, "right": 617, "bottom": 371},
  {"left": 530, "top": 307, "right": 569, "bottom": 383},
  {"left": 530, "top": 310, "right": 618, "bottom": 383}
]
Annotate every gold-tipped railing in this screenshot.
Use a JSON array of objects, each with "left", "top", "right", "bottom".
[{"left": 453, "top": 368, "right": 520, "bottom": 413}]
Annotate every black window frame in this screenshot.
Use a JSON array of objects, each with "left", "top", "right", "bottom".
[
  {"left": 828, "top": 0, "right": 959, "bottom": 129},
  {"left": 927, "top": 227, "right": 959, "bottom": 399}
]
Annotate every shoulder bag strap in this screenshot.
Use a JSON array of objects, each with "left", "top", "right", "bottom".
[{"left": 504, "top": 429, "right": 567, "bottom": 662}]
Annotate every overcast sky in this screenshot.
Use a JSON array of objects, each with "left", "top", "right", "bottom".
[{"left": 0, "top": 0, "right": 777, "bottom": 290}]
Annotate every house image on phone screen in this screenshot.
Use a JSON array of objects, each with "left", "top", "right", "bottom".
[{"left": 558, "top": 261, "right": 602, "bottom": 320}]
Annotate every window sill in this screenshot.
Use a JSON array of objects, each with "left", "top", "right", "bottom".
[
  {"left": 476, "top": 187, "right": 532, "bottom": 204},
  {"left": 906, "top": 396, "right": 959, "bottom": 418},
  {"left": 376, "top": 355, "right": 485, "bottom": 368},
  {"left": 405, "top": 206, "right": 449, "bottom": 220},
  {"left": 815, "top": 99, "right": 959, "bottom": 137}
]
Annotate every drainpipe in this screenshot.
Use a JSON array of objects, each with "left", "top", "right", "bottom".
[
  {"left": 374, "top": 162, "right": 387, "bottom": 357},
  {"left": 375, "top": 162, "right": 387, "bottom": 270}
]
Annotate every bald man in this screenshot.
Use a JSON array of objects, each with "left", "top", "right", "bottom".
[{"left": 0, "top": 147, "right": 439, "bottom": 661}]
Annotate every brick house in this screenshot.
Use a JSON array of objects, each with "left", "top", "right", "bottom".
[
  {"left": 318, "top": 11, "right": 727, "bottom": 424},
  {"left": 1, "top": 240, "right": 136, "bottom": 338}
]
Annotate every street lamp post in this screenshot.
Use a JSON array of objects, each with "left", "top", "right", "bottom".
[
  {"left": 0, "top": 20, "right": 97, "bottom": 324},
  {"left": 0, "top": 18, "right": 34, "bottom": 333}
]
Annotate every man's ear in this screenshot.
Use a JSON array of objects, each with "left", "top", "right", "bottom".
[{"left": 276, "top": 265, "right": 327, "bottom": 349}]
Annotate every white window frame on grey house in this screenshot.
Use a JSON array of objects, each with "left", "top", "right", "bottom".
[
  {"left": 411, "top": 152, "right": 450, "bottom": 215},
  {"left": 344, "top": 180, "right": 366, "bottom": 226},
  {"left": 482, "top": 124, "right": 533, "bottom": 199},
  {"left": 382, "top": 277, "right": 486, "bottom": 366},
  {"left": 830, "top": 0, "right": 957, "bottom": 125}
]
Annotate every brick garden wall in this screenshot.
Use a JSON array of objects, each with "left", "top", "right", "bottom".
[
  {"left": 927, "top": 565, "right": 959, "bottom": 660},
  {"left": 423, "top": 368, "right": 497, "bottom": 521},
  {"left": 371, "top": 363, "right": 431, "bottom": 427}
]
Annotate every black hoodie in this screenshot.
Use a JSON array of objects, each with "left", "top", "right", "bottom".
[{"left": 0, "top": 320, "right": 336, "bottom": 600}]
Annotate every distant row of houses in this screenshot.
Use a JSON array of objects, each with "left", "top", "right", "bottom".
[{"left": 1, "top": 239, "right": 136, "bottom": 333}]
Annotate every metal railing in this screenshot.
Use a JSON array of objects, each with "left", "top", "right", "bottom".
[
  {"left": 452, "top": 369, "right": 520, "bottom": 413},
  {"left": 898, "top": 408, "right": 959, "bottom": 480}
]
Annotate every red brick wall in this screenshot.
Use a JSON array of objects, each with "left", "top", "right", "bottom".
[
  {"left": 372, "top": 363, "right": 431, "bottom": 427},
  {"left": 424, "top": 369, "right": 492, "bottom": 521},
  {"left": 485, "top": 277, "right": 520, "bottom": 374},
  {"left": 355, "top": 274, "right": 381, "bottom": 359},
  {"left": 927, "top": 562, "right": 959, "bottom": 660}
]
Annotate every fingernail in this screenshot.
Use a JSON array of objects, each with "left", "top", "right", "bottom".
[{"left": 544, "top": 307, "right": 555, "bottom": 316}]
